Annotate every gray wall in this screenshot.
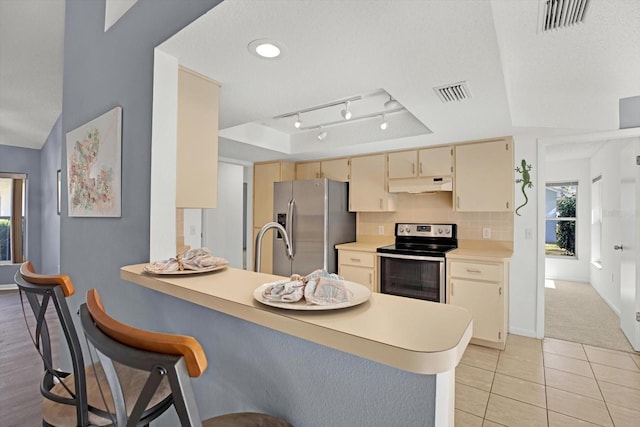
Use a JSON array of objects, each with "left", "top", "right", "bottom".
[
  {"left": 40, "top": 115, "right": 62, "bottom": 274},
  {"left": 61, "top": 0, "right": 220, "bottom": 302},
  {"left": 0, "top": 145, "right": 41, "bottom": 284},
  {"left": 61, "top": 1, "right": 439, "bottom": 425}
]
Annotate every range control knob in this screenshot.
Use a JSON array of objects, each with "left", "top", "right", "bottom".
[{"left": 438, "top": 228, "right": 444, "bottom": 234}]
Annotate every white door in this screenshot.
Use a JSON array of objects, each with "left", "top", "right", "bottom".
[
  {"left": 202, "top": 162, "right": 244, "bottom": 269},
  {"left": 619, "top": 139, "right": 640, "bottom": 351}
]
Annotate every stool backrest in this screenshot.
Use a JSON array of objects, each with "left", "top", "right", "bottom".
[
  {"left": 80, "top": 289, "right": 208, "bottom": 426},
  {"left": 14, "top": 261, "right": 96, "bottom": 426},
  {"left": 14, "top": 261, "right": 90, "bottom": 425}
]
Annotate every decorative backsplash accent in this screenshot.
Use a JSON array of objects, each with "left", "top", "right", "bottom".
[{"left": 357, "top": 192, "right": 514, "bottom": 241}]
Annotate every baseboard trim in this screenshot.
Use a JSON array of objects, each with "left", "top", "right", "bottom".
[
  {"left": 509, "top": 327, "right": 538, "bottom": 339},
  {"left": 0, "top": 283, "right": 18, "bottom": 291}
]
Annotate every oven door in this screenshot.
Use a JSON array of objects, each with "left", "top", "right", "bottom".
[{"left": 377, "top": 253, "right": 445, "bottom": 303}]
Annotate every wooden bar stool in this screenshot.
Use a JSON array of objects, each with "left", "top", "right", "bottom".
[
  {"left": 79, "top": 288, "right": 293, "bottom": 427},
  {"left": 14, "top": 261, "right": 173, "bottom": 426}
]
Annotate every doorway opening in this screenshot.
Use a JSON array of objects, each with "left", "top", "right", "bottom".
[{"left": 539, "top": 131, "right": 640, "bottom": 353}]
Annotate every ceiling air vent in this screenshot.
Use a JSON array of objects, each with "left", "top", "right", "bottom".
[
  {"left": 539, "top": 0, "right": 590, "bottom": 32},
  {"left": 433, "top": 81, "right": 472, "bottom": 103}
]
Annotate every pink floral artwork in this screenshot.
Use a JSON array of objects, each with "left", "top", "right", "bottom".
[{"left": 65, "top": 107, "right": 121, "bottom": 217}]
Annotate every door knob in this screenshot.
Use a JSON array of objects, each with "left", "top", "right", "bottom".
[{"left": 614, "top": 245, "right": 624, "bottom": 251}]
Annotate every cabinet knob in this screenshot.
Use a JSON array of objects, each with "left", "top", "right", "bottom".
[
  {"left": 412, "top": 163, "right": 415, "bottom": 175},
  {"left": 350, "top": 258, "right": 361, "bottom": 263}
]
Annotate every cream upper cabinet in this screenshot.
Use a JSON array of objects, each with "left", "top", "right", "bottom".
[
  {"left": 454, "top": 138, "right": 513, "bottom": 212},
  {"left": 447, "top": 258, "right": 509, "bottom": 350},
  {"left": 388, "top": 150, "right": 418, "bottom": 179},
  {"left": 253, "top": 161, "right": 295, "bottom": 273},
  {"left": 176, "top": 67, "right": 219, "bottom": 208},
  {"left": 388, "top": 146, "right": 453, "bottom": 179},
  {"left": 296, "top": 159, "right": 349, "bottom": 181},
  {"left": 418, "top": 146, "right": 453, "bottom": 177},
  {"left": 296, "top": 162, "right": 321, "bottom": 180},
  {"left": 349, "top": 154, "right": 396, "bottom": 212},
  {"left": 320, "top": 158, "right": 350, "bottom": 182}
]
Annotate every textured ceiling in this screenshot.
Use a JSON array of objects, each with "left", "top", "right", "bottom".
[
  {"left": 1, "top": 0, "right": 639, "bottom": 163},
  {"left": 0, "top": 0, "right": 65, "bottom": 150},
  {"left": 159, "top": 0, "right": 640, "bottom": 162}
]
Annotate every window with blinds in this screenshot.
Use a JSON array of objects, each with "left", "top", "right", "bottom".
[{"left": 0, "top": 173, "right": 26, "bottom": 264}]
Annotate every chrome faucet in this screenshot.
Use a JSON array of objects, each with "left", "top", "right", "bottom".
[{"left": 254, "top": 222, "right": 294, "bottom": 272}]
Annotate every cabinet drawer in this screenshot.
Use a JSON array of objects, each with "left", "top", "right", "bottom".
[
  {"left": 450, "top": 261, "right": 501, "bottom": 282},
  {"left": 339, "top": 251, "right": 375, "bottom": 268}
]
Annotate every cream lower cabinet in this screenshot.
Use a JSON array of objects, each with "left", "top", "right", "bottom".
[
  {"left": 447, "top": 258, "right": 509, "bottom": 349},
  {"left": 338, "top": 250, "right": 377, "bottom": 292}
]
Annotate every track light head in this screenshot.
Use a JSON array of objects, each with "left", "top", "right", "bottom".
[
  {"left": 294, "top": 112, "right": 302, "bottom": 129},
  {"left": 380, "top": 114, "right": 388, "bottom": 130},
  {"left": 341, "top": 101, "right": 352, "bottom": 120},
  {"left": 384, "top": 96, "right": 400, "bottom": 110},
  {"left": 317, "top": 126, "right": 327, "bottom": 141}
]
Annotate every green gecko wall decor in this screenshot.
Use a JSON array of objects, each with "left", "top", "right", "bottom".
[{"left": 515, "top": 159, "right": 533, "bottom": 216}]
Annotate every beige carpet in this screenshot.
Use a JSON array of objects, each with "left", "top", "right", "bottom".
[{"left": 545, "top": 280, "right": 635, "bottom": 353}]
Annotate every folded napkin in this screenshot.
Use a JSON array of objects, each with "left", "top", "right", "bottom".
[
  {"left": 304, "top": 269, "right": 351, "bottom": 305},
  {"left": 261, "top": 274, "right": 306, "bottom": 302},
  {"left": 261, "top": 270, "right": 351, "bottom": 305},
  {"left": 146, "top": 248, "right": 228, "bottom": 273}
]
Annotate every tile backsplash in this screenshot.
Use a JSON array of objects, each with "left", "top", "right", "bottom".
[{"left": 357, "top": 192, "right": 514, "bottom": 242}]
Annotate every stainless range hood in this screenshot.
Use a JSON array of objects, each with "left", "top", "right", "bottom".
[{"left": 388, "top": 176, "right": 453, "bottom": 194}]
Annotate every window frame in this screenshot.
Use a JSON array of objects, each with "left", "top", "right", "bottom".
[
  {"left": 545, "top": 181, "right": 578, "bottom": 258},
  {"left": 591, "top": 175, "right": 602, "bottom": 267},
  {"left": 0, "top": 172, "right": 27, "bottom": 265}
]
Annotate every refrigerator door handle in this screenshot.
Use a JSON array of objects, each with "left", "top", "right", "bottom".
[{"left": 286, "top": 199, "right": 296, "bottom": 259}]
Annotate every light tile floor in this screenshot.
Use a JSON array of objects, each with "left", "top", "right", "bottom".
[{"left": 455, "top": 334, "right": 640, "bottom": 426}]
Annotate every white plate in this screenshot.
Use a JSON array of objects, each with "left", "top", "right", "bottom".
[
  {"left": 143, "top": 264, "right": 228, "bottom": 275},
  {"left": 253, "top": 280, "right": 371, "bottom": 311}
]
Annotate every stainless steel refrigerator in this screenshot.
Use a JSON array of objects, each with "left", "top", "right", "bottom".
[{"left": 272, "top": 179, "right": 356, "bottom": 276}]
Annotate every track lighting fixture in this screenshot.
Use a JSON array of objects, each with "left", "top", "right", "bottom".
[
  {"left": 380, "top": 114, "right": 388, "bottom": 130},
  {"left": 384, "top": 95, "right": 400, "bottom": 110},
  {"left": 317, "top": 126, "right": 327, "bottom": 141},
  {"left": 294, "top": 112, "right": 302, "bottom": 129},
  {"left": 341, "top": 101, "right": 352, "bottom": 120}
]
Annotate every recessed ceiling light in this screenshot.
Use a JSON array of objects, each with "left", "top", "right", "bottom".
[{"left": 248, "top": 39, "right": 284, "bottom": 59}]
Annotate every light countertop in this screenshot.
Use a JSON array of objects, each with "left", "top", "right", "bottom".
[
  {"left": 121, "top": 264, "right": 472, "bottom": 375},
  {"left": 448, "top": 240, "right": 513, "bottom": 261},
  {"left": 447, "top": 248, "right": 513, "bottom": 261},
  {"left": 335, "top": 239, "right": 392, "bottom": 252}
]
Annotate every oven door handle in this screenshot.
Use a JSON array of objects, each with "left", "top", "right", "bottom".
[{"left": 376, "top": 252, "right": 445, "bottom": 262}]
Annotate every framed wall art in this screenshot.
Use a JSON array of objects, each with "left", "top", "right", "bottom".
[{"left": 65, "top": 106, "right": 122, "bottom": 217}]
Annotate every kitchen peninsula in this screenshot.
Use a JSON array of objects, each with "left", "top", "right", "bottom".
[{"left": 121, "top": 263, "right": 472, "bottom": 427}]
